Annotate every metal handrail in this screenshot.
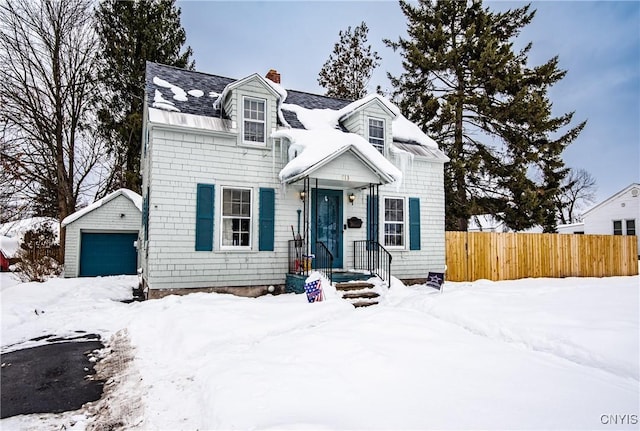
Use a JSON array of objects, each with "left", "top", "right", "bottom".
[
  {"left": 288, "top": 239, "right": 333, "bottom": 285},
  {"left": 314, "top": 241, "right": 333, "bottom": 284},
  {"left": 353, "top": 240, "right": 392, "bottom": 286}
]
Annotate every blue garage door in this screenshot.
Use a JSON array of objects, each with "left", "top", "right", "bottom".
[{"left": 79, "top": 232, "right": 138, "bottom": 277}]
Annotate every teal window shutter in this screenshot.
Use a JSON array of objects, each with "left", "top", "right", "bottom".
[
  {"left": 259, "top": 188, "right": 275, "bottom": 251},
  {"left": 366, "top": 195, "right": 379, "bottom": 244},
  {"left": 142, "top": 195, "right": 148, "bottom": 241},
  {"left": 409, "top": 197, "right": 421, "bottom": 250},
  {"left": 196, "top": 184, "right": 215, "bottom": 251}
]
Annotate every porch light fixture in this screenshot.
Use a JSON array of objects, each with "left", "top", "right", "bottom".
[
  {"left": 299, "top": 190, "right": 306, "bottom": 201},
  {"left": 348, "top": 193, "right": 356, "bottom": 205}
]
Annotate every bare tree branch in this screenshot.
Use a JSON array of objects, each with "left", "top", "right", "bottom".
[{"left": 0, "top": 0, "right": 112, "bottom": 258}]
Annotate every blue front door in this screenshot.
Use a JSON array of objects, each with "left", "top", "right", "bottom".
[{"left": 311, "top": 189, "right": 343, "bottom": 268}]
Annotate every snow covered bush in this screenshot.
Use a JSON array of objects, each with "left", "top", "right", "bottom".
[{"left": 14, "top": 223, "right": 62, "bottom": 282}]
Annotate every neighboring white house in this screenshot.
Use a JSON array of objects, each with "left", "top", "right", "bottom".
[
  {"left": 467, "top": 214, "right": 542, "bottom": 233},
  {"left": 61, "top": 189, "right": 142, "bottom": 277},
  {"left": 139, "top": 63, "right": 449, "bottom": 298},
  {"left": 467, "top": 214, "right": 508, "bottom": 233},
  {"left": 555, "top": 222, "right": 585, "bottom": 234},
  {"left": 557, "top": 183, "right": 639, "bottom": 252}
]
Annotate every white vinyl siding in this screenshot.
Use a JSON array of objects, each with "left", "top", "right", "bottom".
[
  {"left": 221, "top": 187, "right": 252, "bottom": 248},
  {"left": 384, "top": 197, "right": 405, "bottom": 248},
  {"left": 243, "top": 97, "right": 265, "bottom": 145}
]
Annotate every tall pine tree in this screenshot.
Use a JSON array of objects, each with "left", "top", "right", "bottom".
[
  {"left": 386, "top": 0, "right": 585, "bottom": 231},
  {"left": 96, "top": 0, "right": 194, "bottom": 193},
  {"left": 318, "top": 21, "right": 381, "bottom": 100}
]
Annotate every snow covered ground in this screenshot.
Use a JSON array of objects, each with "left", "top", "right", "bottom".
[
  {"left": 1, "top": 273, "right": 638, "bottom": 430},
  {"left": 0, "top": 272, "right": 21, "bottom": 291}
]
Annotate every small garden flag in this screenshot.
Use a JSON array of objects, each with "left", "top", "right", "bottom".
[
  {"left": 426, "top": 272, "right": 445, "bottom": 292},
  {"left": 304, "top": 276, "right": 324, "bottom": 303}
]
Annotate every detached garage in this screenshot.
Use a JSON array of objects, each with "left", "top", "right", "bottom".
[{"left": 62, "top": 189, "right": 142, "bottom": 278}]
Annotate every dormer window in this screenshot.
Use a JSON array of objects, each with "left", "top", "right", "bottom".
[
  {"left": 243, "top": 96, "right": 266, "bottom": 145},
  {"left": 368, "top": 118, "right": 385, "bottom": 153}
]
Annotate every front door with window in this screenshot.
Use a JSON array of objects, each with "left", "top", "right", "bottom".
[{"left": 311, "top": 189, "right": 343, "bottom": 268}]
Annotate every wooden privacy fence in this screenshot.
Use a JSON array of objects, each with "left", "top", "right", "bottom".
[{"left": 445, "top": 232, "right": 638, "bottom": 282}]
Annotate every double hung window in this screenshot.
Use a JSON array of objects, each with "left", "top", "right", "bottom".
[
  {"left": 243, "top": 97, "right": 265, "bottom": 144},
  {"left": 222, "top": 187, "right": 252, "bottom": 247},
  {"left": 368, "top": 118, "right": 385, "bottom": 153},
  {"left": 626, "top": 219, "right": 636, "bottom": 236},
  {"left": 384, "top": 197, "right": 404, "bottom": 247},
  {"left": 613, "top": 220, "right": 623, "bottom": 235}
]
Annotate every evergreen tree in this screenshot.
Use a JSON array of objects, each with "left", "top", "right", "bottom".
[
  {"left": 386, "top": 0, "right": 585, "bottom": 231},
  {"left": 32, "top": 185, "right": 59, "bottom": 219},
  {"left": 96, "top": 0, "right": 194, "bottom": 193},
  {"left": 318, "top": 21, "right": 382, "bottom": 100}
]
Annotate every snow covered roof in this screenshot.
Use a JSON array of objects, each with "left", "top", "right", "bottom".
[
  {"left": 0, "top": 235, "right": 20, "bottom": 258},
  {"left": 146, "top": 62, "right": 233, "bottom": 117},
  {"left": 145, "top": 62, "right": 447, "bottom": 184},
  {"left": 148, "top": 107, "right": 233, "bottom": 133},
  {"left": 392, "top": 142, "right": 449, "bottom": 161},
  {"left": 273, "top": 128, "right": 401, "bottom": 184},
  {"left": 0, "top": 217, "right": 59, "bottom": 240},
  {"left": 468, "top": 214, "right": 543, "bottom": 233},
  {"left": 468, "top": 214, "right": 507, "bottom": 232},
  {"left": 556, "top": 222, "right": 585, "bottom": 234},
  {"left": 61, "top": 189, "right": 142, "bottom": 227}
]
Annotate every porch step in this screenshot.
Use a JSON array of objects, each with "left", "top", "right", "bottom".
[
  {"left": 351, "top": 300, "right": 378, "bottom": 308},
  {"left": 332, "top": 271, "right": 373, "bottom": 283},
  {"left": 335, "top": 282, "right": 375, "bottom": 291},
  {"left": 336, "top": 282, "right": 379, "bottom": 307},
  {"left": 341, "top": 291, "right": 379, "bottom": 300}
]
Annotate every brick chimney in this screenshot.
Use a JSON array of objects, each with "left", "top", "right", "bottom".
[{"left": 265, "top": 69, "right": 281, "bottom": 84}]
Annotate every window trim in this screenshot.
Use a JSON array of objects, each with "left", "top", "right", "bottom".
[
  {"left": 242, "top": 96, "right": 266, "bottom": 146},
  {"left": 383, "top": 196, "right": 406, "bottom": 249},
  {"left": 220, "top": 186, "right": 253, "bottom": 250},
  {"left": 368, "top": 117, "right": 385, "bottom": 153}
]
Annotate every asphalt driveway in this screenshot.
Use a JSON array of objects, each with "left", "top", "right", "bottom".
[{"left": 1, "top": 337, "right": 104, "bottom": 418}]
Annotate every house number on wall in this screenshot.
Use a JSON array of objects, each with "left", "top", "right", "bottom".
[{"left": 342, "top": 175, "right": 350, "bottom": 181}]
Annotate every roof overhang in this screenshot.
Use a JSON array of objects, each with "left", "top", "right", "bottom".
[
  {"left": 147, "top": 107, "right": 235, "bottom": 136},
  {"left": 392, "top": 141, "right": 450, "bottom": 163},
  {"left": 284, "top": 145, "right": 396, "bottom": 187},
  {"left": 338, "top": 96, "right": 398, "bottom": 123},
  {"left": 215, "top": 73, "right": 283, "bottom": 109}
]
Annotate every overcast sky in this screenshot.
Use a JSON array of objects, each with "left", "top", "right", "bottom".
[{"left": 176, "top": 0, "right": 639, "bottom": 204}]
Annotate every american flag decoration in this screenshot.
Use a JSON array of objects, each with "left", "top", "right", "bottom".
[
  {"left": 426, "top": 272, "right": 445, "bottom": 292},
  {"left": 304, "top": 277, "right": 324, "bottom": 303}
]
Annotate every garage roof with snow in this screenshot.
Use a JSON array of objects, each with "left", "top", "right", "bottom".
[{"left": 62, "top": 189, "right": 142, "bottom": 227}]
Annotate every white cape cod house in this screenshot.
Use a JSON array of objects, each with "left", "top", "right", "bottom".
[{"left": 140, "top": 63, "right": 449, "bottom": 299}]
